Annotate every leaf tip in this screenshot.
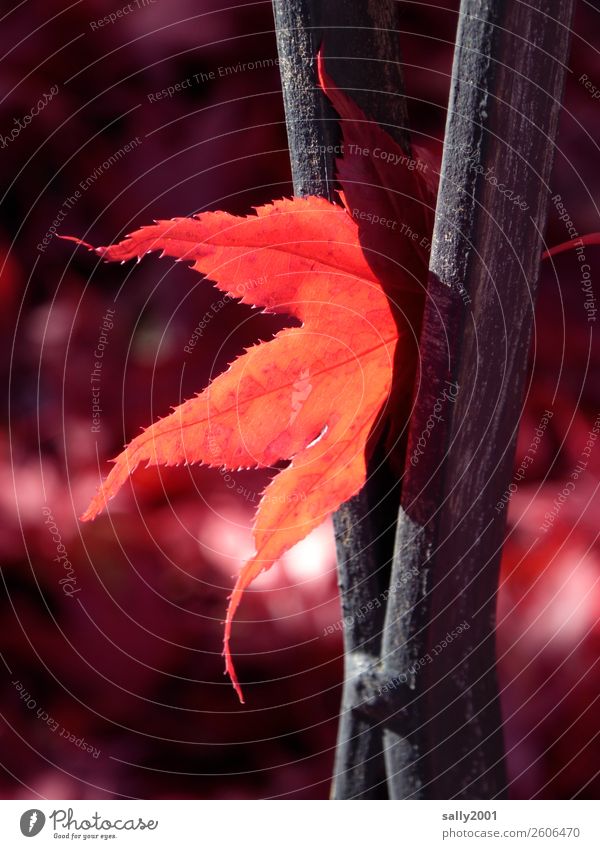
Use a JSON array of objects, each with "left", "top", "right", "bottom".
[
  {"left": 223, "top": 641, "right": 245, "bottom": 704},
  {"left": 79, "top": 504, "right": 98, "bottom": 523}
]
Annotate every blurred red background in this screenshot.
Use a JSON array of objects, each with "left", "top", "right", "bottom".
[{"left": 1, "top": 0, "right": 599, "bottom": 799}]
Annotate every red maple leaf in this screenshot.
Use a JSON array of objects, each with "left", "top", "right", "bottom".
[{"left": 70, "top": 55, "right": 437, "bottom": 701}]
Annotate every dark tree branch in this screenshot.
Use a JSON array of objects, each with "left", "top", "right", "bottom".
[
  {"left": 382, "top": 0, "right": 575, "bottom": 799},
  {"left": 272, "top": 0, "right": 411, "bottom": 799},
  {"left": 273, "top": 0, "right": 411, "bottom": 197}
]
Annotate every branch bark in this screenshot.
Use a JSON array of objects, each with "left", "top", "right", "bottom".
[{"left": 382, "top": 0, "right": 575, "bottom": 799}]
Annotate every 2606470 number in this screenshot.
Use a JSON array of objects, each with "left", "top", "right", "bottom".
[{"left": 530, "top": 828, "right": 581, "bottom": 838}]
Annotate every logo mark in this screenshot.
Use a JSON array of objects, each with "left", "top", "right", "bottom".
[{"left": 20, "top": 810, "right": 46, "bottom": 837}]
